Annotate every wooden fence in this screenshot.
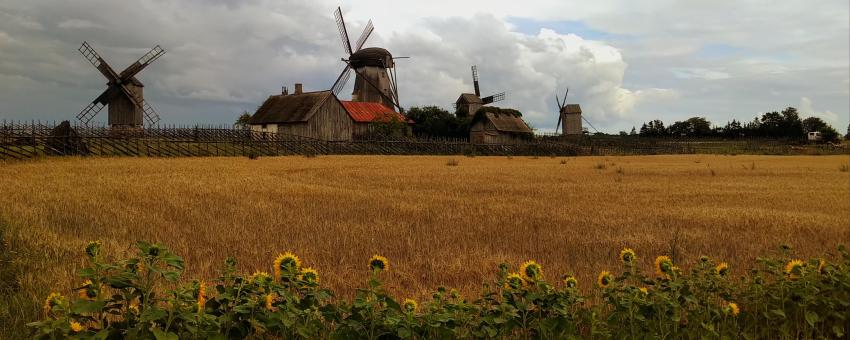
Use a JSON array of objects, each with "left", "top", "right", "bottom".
[{"left": 0, "top": 121, "right": 845, "bottom": 161}]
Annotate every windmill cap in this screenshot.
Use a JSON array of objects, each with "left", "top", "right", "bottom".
[{"left": 350, "top": 47, "right": 394, "bottom": 68}]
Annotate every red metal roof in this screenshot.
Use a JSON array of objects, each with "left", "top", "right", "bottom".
[{"left": 340, "top": 101, "right": 411, "bottom": 124}]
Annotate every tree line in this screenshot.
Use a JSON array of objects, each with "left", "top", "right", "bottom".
[{"left": 630, "top": 107, "right": 844, "bottom": 141}]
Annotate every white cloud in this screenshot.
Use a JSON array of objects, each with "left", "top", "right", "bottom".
[
  {"left": 671, "top": 68, "right": 730, "bottom": 80},
  {"left": 799, "top": 97, "right": 838, "bottom": 124}
]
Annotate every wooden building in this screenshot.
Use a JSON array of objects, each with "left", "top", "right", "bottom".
[
  {"left": 455, "top": 93, "right": 483, "bottom": 117},
  {"left": 249, "top": 84, "right": 352, "bottom": 141},
  {"left": 341, "top": 101, "right": 411, "bottom": 138},
  {"left": 560, "top": 104, "right": 583, "bottom": 135},
  {"left": 469, "top": 108, "right": 533, "bottom": 144}
]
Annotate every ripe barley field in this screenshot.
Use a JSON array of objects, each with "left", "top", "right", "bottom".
[{"left": 1, "top": 155, "right": 848, "bottom": 332}]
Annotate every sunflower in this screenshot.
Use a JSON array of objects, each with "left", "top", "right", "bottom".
[
  {"left": 300, "top": 267, "right": 320, "bottom": 283},
  {"left": 654, "top": 256, "right": 673, "bottom": 277},
  {"left": 265, "top": 294, "right": 276, "bottom": 311},
  {"left": 505, "top": 273, "right": 525, "bottom": 289},
  {"left": 818, "top": 259, "right": 826, "bottom": 274},
  {"left": 520, "top": 260, "right": 544, "bottom": 281},
  {"left": 639, "top": 287, "right": 648, "bottom": 295},
  {"left": 273, "top": 252, "right": 302, "bottom": 279},
  {"left": 724, "top": 301, "right": 740, "bottom": 316},
  {"left": 128, "top": 301, "right": 140, "bottom": 314},
  {"left": 402, "top": 298, "right": 418, "bottom": 313},
  {"left": 77, "top": 280, "right": 97, "bottom": 300},
  {"left": 715, "top": 262, "right": 730, "bottom": 277},
  {"left": 450, "top": 289, "right": 462, "bottom": 300},
  {"left": 784, "top": 259, "right": 804, "bottom": 279},
  {"left": 70, "top": 321, "right": 84, "bottom": 333},
  {"left": 249, "top": 271, "right": 271, "bottom": 284},
  {"left": 597, "top": 271, "right": 613, "bottom": 288},
  {"left": 43, "top": 292, "right": 64, "bottom": 314},
  {"left": 619, "top": 248, "right": 636, "bottom": 265},
  {"left": 563, "top": 275, "right": 578, "bottom": 289},
  {"left": 196, "top": 281, "right": 206, "bottom": 314},
  {"left": 369, "top": 255, "right": 389, "bottom": 272},
  {"left": 85, "top": 240, "right": 101, "bottom": 258}
]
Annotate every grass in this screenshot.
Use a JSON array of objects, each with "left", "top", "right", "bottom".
[{"left": 1, "top": 155, "right": 848, "bottom": 335}]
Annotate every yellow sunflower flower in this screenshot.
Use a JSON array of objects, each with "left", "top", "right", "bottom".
[
  {"left": 715, "top": 262, "right": 729, "bottom": 277},
  {"left": 265, "top": 294, "right": 276, "bottom": 311},
  {"left": 85, "top": 240, "right": 101, "bottom": 258},
  {"left": 784, "top": 259, "right": 804, "bottom": 279},
  {"left": 273, "top": 252, "right": 302, "bottom": 279},
  {"left": 43, "top": 292, "right": 65, "bottom": 315},
  {"left": 597, "top": 271, "right": 613, "bottom": 288},
  {"left": 369, "top": 255, "right": 389, "bottom": 272},
  {"left": 654, "top": 256, "right": 673, "bottom": 277},
  {"left": 402, "top": 298, "right": 418, "bottom": 313},
  {"left": 249, "top": 271, "right": 271, "bottom": 284},
  {"left": 818, "top": 259, "right": 826, "bottom": 274},
  {"left": 724, "top": 301, "right": 740, "bottom": 316},
  {"left": 639, "top": 287, "right": 648, "bottom": 295},
  {"left": 563, "top": 275, "right": 578, "bottom": 289},
  {"left": 300, "top": 267, "right": 320, "bottom": 283},
  {"left": 505, "top": 273, "right": 525, "bottom": 289},
  {"left": 128, "top": 301, "right": 140, "bottom": 314},
  {"left": 619, "top": 248, "right": 637, "bottom": 265},
  {"left": 70, "top": 321, "right": 84, "bottom": 333},
  {"left": 197, "top": 281, "right": 206, "bottom": 314},
  {"left": 519, "top": 260, "right": 544, "bottom": 281},
  {"left": 77, "top": 280, "right": 97, "bottom": 300}
]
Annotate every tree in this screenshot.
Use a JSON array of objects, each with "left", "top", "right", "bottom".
[
  {"left": 630, "top": 127, "right": 637, "bottom": 136},
  {"left": 406, "top": 106, "right": 469, "bottom": 138},
  {"left": 639, "top": 120, "right": 667, "bottom": 137},
  {"left": 780, "top": 107, "right": 804, "bottom": 138},
  {"left": 802, "top": 117, "right": 829, "bottom": 134},
  {"left": 234, "top": 111, "right": 252, "bottom": 130},
  {"left": 846, "top": 123, "right": 850, "bottom": 140}
]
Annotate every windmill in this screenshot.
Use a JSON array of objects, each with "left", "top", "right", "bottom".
[
  {"left": 555, "top": 88, "right": 596, "bottom": 135},
  {"left": 329, "top": 7, "right": 402, "bottom": 112},
  {"left": 455, "top": 65, "right": 504, "bottom": 117},
  {"left": 76, "top": 41, "right": 164, "bottom": 128}
]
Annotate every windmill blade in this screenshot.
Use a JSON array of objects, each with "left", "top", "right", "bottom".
[
  {"left": 563, "top": 88, "right": 569, "bottom": 103},
  {"left": 353, "top": 20, "right": 373, "bottom": 52},
  {"left": 331, "top": 64, "right": 352, "bottom": 95},
  {"left": 481, "top": 92, "right": 505, "bottom": 105},
  {"left": 141, "top": 100, "right": 161, "bottom": 127},
  {"left": 334, "top": 7, "right": 353, "bottom": 55},
  {"left": 119, "top": 45, "right": 165, "bottom": 80},
  {"left": 582, "top": 116, "right": 599, "bottom": 133},
  {"left": 78, "top": 41, "right": 120, "bottom": 83},
  {"left": 555, "top": 94, "right": 563, "bottom": 110},
  {"left": 76, "top": 100, "right": 106, "bottom": 126},
  {"left": 556, "top": 115, "right": 562, "bottom": 134}
]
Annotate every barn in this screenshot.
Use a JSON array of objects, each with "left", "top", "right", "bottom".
[
  {"left": 249, "top": 84, "right": 352, "bottom": 141},
  {"left": 469, "top": 108, "right": 533, "bottom": 144},
  {"left": 341, "top": 101, "right": 412, "bottom": 138}
]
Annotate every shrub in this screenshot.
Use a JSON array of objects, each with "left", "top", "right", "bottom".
[
  {"left": 29, "top": 242, "right": 850, "bottom": 339},
  {"left": 446, "top": 159, "right": 459, "bottom": 167}
]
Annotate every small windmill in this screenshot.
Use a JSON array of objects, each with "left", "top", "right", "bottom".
[
  {"left": 76, "top": 41, "right": 164, "bottom": 128},
  {"left": 455, "top": 65, "right": 505, "bottom": 116},
  {"left": 555, "top": 88, "right": 596, "bottom": 135},
  {"left": 329, "top": 7, "right": 402, "bottom": 112}
]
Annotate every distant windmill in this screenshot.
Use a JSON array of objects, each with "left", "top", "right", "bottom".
[
  {"left": 455, "top": 65, "right": 505, "bottom": 116},
  {"left": 76, "top": 41, "right": 164, "bottom": 128},
  {"left": 329, "top": 7, "right": 402, "bottom": 112},
  {"left": 555, "top": 88, "right": 598, "bottom": 135}
]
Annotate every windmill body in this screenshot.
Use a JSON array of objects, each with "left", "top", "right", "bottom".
[
  {"left": 330, "top": 7, "right": 403, "bottom": 112},
  {"left": 455, "top": 66, "right": 504, "bottom": 117},
  {"left": 76, "top": 41, "right": 164, "bottom": 128},
  {"left": 554, "top": 88, "right": 583, "bottom": 135},
  {"left": 350, "top": 47, "right": 396, "bottom": 109}
]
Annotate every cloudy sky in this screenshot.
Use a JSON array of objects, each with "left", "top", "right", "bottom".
[{"left": 1, "top": 0, "right": 847, "bottom": 133}]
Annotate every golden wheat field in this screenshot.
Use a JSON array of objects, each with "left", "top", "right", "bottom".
[{"left": 1, "top": 155, "right": 848, "bottom": 310}]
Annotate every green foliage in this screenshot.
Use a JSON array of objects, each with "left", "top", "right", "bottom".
[
  {"left": 406, "top": 106, "right": 470, "bottom": 138},
  {"left": 233, "top": 111, "right": 252, "bottom": 130},
  {"left": 29, "top": 242, "right": 850, "bottom": 339}
]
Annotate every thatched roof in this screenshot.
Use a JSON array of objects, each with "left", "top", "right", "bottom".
[
  {"left": 473, "top": 108, "right": 533, "bottom": 134},
  {"left": 249, "top": 91, "right": 333, "bottom": 124},
  {"left": 456, "top": 93, "right": 482, "bottom": 104},
  {"left": 561, "top": 104, "right": 582, "bottom": 114}
]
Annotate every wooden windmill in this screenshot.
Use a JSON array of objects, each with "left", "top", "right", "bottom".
[
  {"left": 455, "top": 65, "right": 505, "bottom": 117},
  {"left": 555, "top": 88, "right": 594, "bottom": 135},
  {"left": 76, "top": 41, "right": 164, "bottom": 128},
  {"left": 329, "top": 7, "right": 402, "bottom": 112}
]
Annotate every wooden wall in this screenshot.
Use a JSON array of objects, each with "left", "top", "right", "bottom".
[
  {"left": 470, "top": 120, "right": 523, "bottom": 144},
  {"left": 274, "top": 97, "right": 353, "bottom": 141}
]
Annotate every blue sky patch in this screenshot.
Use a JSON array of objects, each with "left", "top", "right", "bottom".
[{"left": 506, "top": 17, "right": 630, "bottom": 41}]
